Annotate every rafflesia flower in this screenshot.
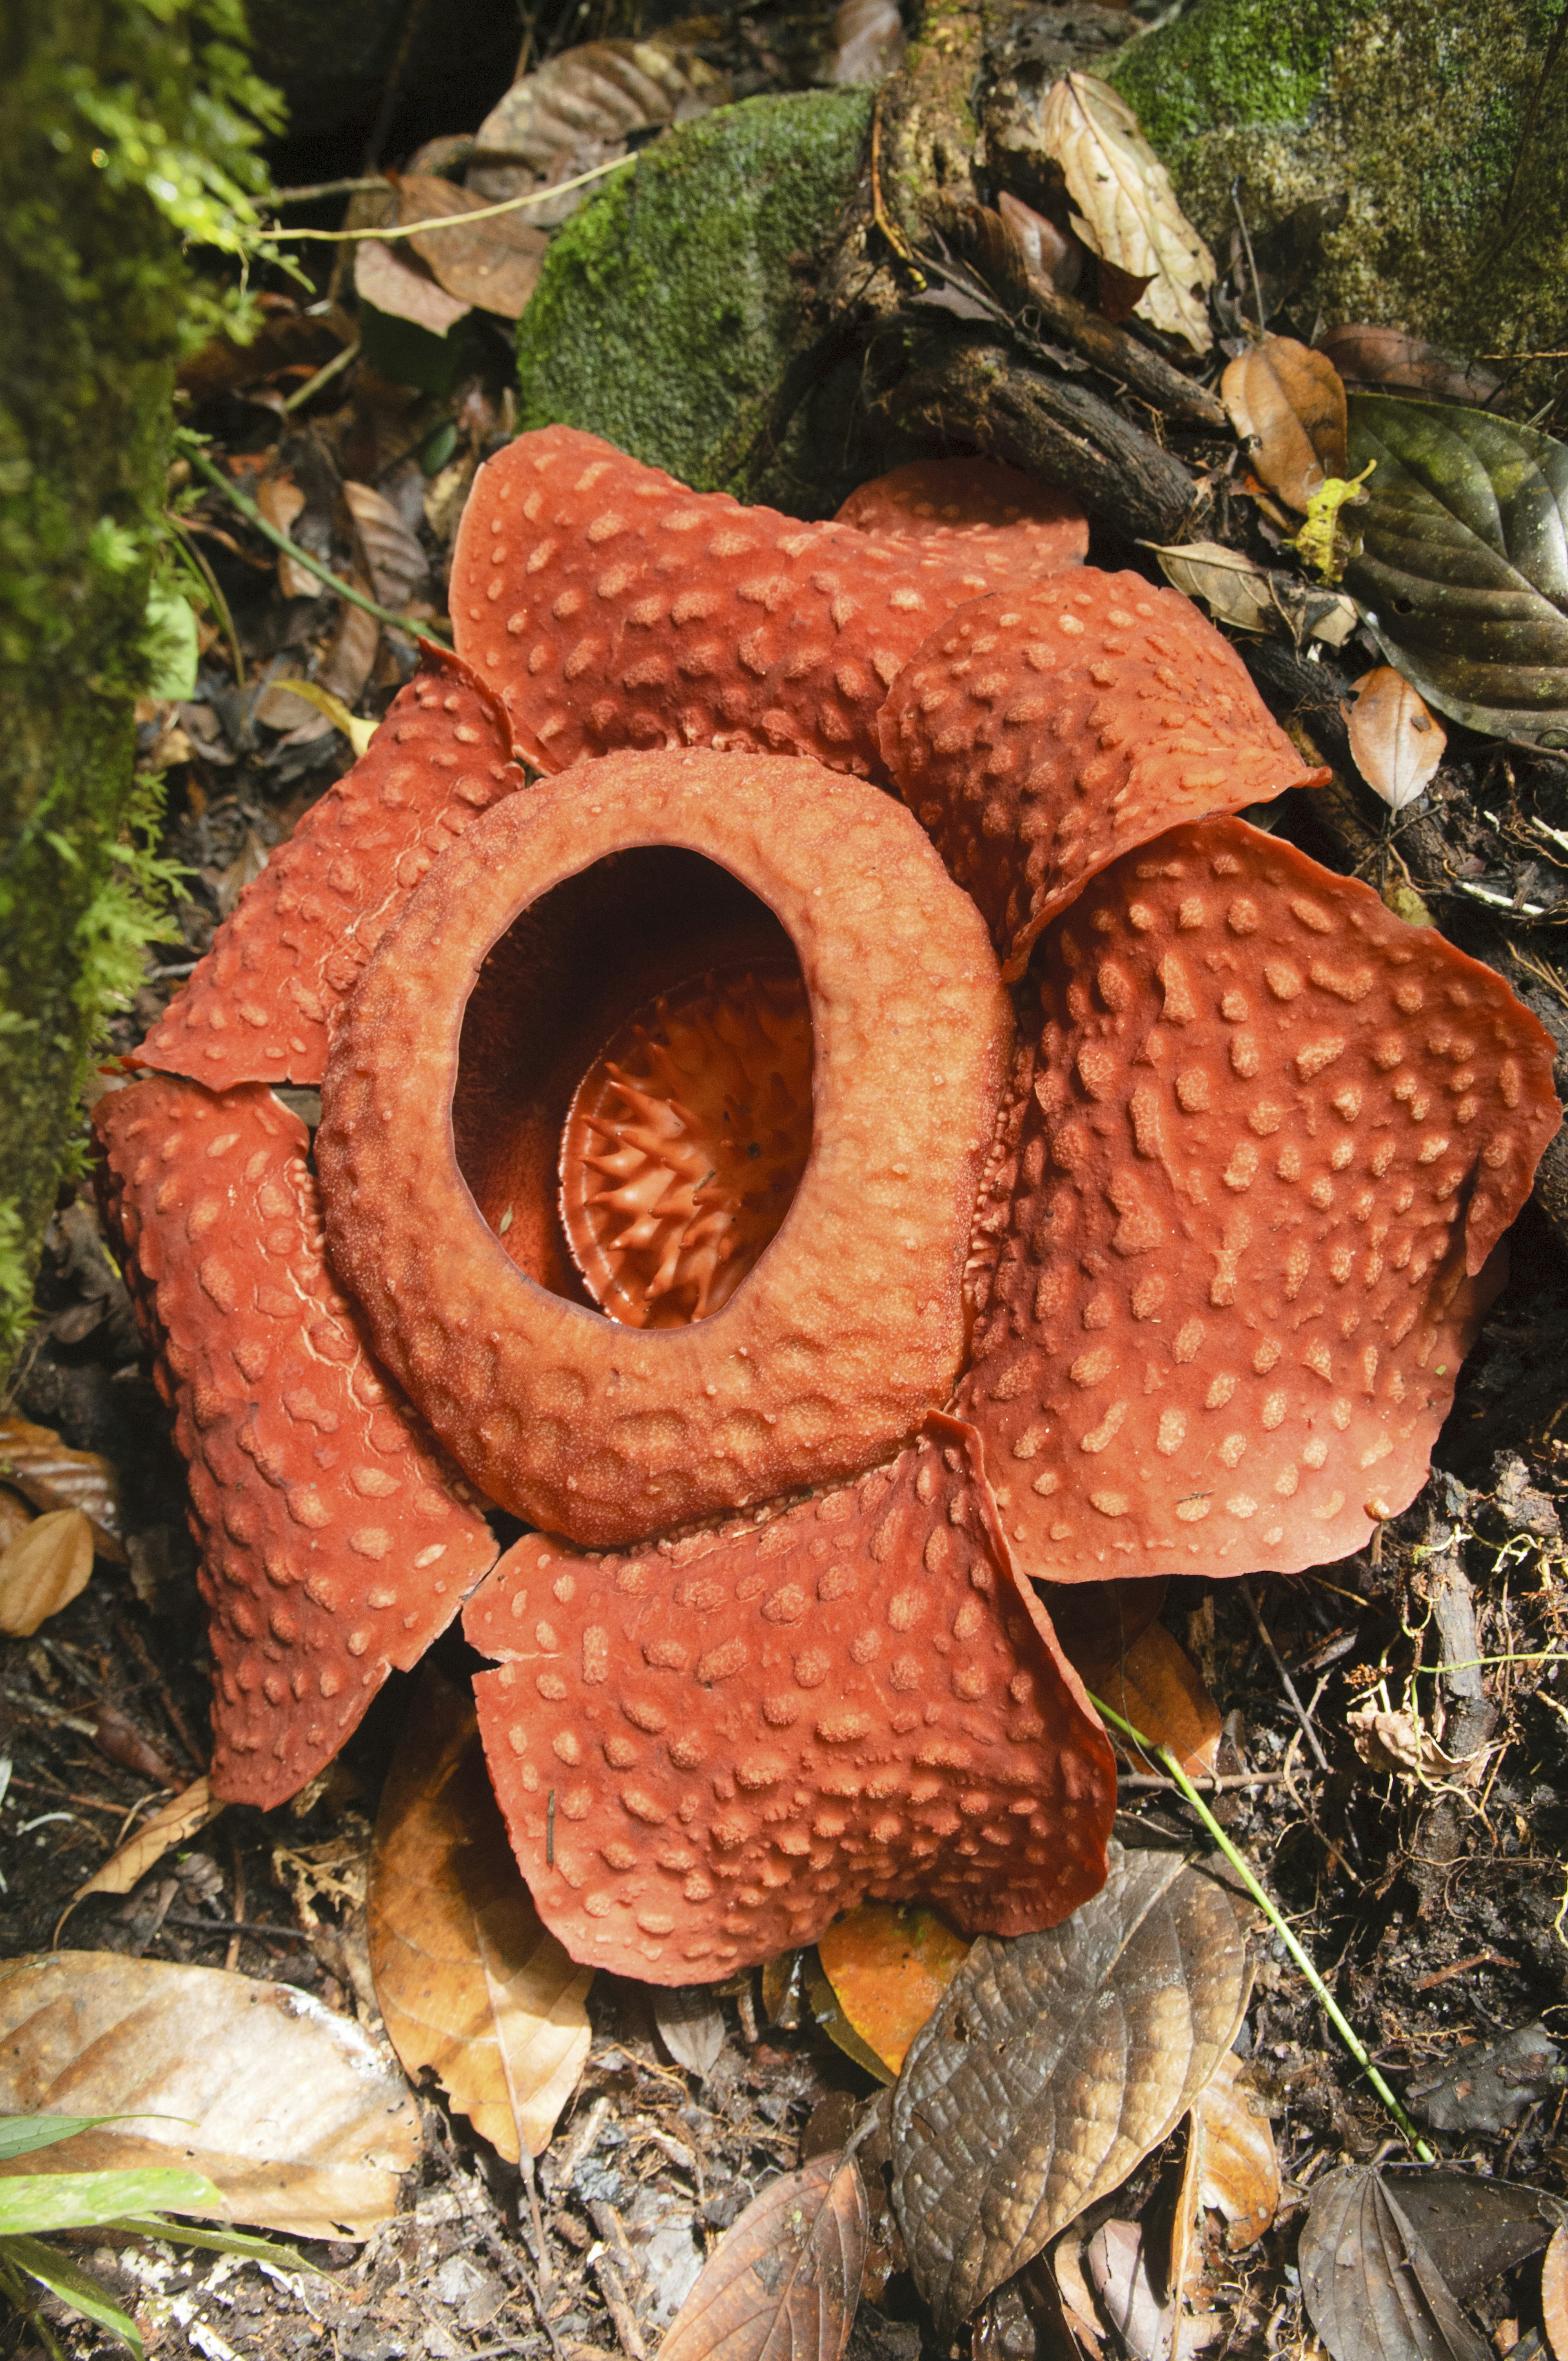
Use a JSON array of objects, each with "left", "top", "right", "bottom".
[{"left": 98, "top": 427, "right": 1561, "bottom": 1984}]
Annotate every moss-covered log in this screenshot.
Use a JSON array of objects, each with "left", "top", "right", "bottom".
[{"left": 0, "top": 0, "right": 271, "bottom": 1375}]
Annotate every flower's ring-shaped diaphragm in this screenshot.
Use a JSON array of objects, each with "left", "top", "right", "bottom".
[{"left": 318, "top": 746, "right": 1014, "bottom": 1548}]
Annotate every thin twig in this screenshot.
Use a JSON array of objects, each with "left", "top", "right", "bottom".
[
  {"left": 175, "top": 437, "right": 452, "bottom": 650},
  {"left": 271, "top": 176, "right": 402, "bottom": 204},
  {"left": 1089, "top": 1689, "right": 1436, "bottom": 2161},
  {"left": 1117, "top": 1769, "right": 1294, "bottom": 1793},
  {"left": 268, "top": 154, "right": 631, "bottom": 243},
  {"left": 1230, "top": 179, "right": 1266, "bottom": 338},
  {"left": 1241, "top": 1582, "right": 1330, "bottom": 1770},
  {"left": 283, "top": 337, "right": 361, "bottom": 413}
]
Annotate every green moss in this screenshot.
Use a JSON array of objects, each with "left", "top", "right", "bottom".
[
  {"left": 1107, "top": 0, "right": 1568, "bottom": 376},
  {"left": 0, "top": 0, "right": 278, "bottom": 1377},
  {"left": 515, "top": 90, "right": 874, "bottom": 506}
]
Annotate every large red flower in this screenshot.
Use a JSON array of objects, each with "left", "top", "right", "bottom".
[{"left": 98, "top": 428, "right": 1560, "bottom": 1982}]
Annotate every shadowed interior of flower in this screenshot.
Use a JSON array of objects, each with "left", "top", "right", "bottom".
[{"left": 560, "top": 960, "right": 813, "bottom": 1328}]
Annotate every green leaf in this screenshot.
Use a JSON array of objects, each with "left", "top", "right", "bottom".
[
  {"left": 0, "top": 2116, "right": 113, "bottom": 2163},
  {"left": 143, "top": 584, "right": 200, "bottom": 701},
  {"left": 103, "top": 2216, "right": 326, "bottom": 2276},
  {"left": 1345, "top": 393, "right": 1568, "bottom": 748},
  {"left": 0, "top": 2167, "right": 220, "bottom": 2236},
  {"left": 1, "top": 2234, "right": 145, "bottom": 2357}
]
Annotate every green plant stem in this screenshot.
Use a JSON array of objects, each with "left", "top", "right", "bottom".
[
  {"left": 269, "top": 154, "right": 630, "bottom": 242},
  {"left": 1088, "top": 1690, "right": 1437, "bottom": 2162},
  {"left": 282, "top": 336, "right": 360, "bottom": 413},
  {"left": 164, "top": 512, "right": 245, "bottom": 689},
  {"left": 174, "top": 437, "right": 453, "bottom": 651}
]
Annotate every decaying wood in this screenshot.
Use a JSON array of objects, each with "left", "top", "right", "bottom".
[
  {"left": 1013, "top": 271, "right": 1227, "bottom": 431},
  {"left": 887, "top": 334, "right": 1196, "bottom": 542}
]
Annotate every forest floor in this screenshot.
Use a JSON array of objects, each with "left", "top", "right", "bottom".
[{"left": 9, "top": 4, "right": 1568, "bottom": 2355}]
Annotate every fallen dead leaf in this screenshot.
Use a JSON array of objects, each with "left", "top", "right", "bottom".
[
  {"left": 393, "top": 174, "right": 548, "bottom": 320},
  {"left": 803, "top": 1951, "right": 896, "bottom": 2086},
  {"left": 0, "top": 1953, "right": 418, "bottom": 2238},
  {"left": 654, "top": 1986, "right": 727, "bottom": 2080},
  {"left": 211, "top": 824, "right": 271, "bottom": 916},
  {"left": 73, "top": 1779, "right": 225, "bottom": 1903},
  {"left": 343, "top": 481, "right": 429, "bottom": 614},
  {"left": 355, "top": 236, "right": 472, "bottom": 336},
  {"left": 1038, "top": 73, "right": 1215, "bottom": 352},
  {"left": 367, "top": 1667, "right": 592, "bottom": 2162},
  {"left": 256, "top": 473, "right": 317, "bottom": 599},
  {"left": 1153, "top": 541, "right": 1278, "bottom": 636},
  {"left": 1299, "top": 2167, "right": 1489, "bottom": 2361},
  {"left": 0, "top": 1486, "right": 30, "bottom": 1552},
  {"left": 318, "top": 590, "right": 381, "bottom": 708},
  {"left": 1346, "top": 1698, "right": 1484, "bottom": 1784},
  {"left": 264, "top": 678, "right": 376, "bottom": 756},
  {"left": 1221, "top": 334, "right": 1348, "bottom": 512},
  {"left": 0, "top": 1509, "right": 94, "bottom": 1637},
  {"left": 1542, "top": 2222, "right": 1568, "bottom": 2361},
  {"left": 470, "top": 39, "right": 728, "bottom": 225},
  {"left": 0, "top": 1416, "right": 123, "bottom": 1557},
  {"left": 658, "top": 2152, "right": 868, "bottom": 2361},
  {"left": 1345, "top": 666, "right": 1447, "bottom": 812},
  {"left": 816, "top": 1905, "right": 971, "bottom": 2076},
  {"left": 1086, "top": 2218, "right": 1168, "bottom": 2361},
  {"left": 892, "top": 1840, "right": 1251, "bottom": 2332},
  {"left": 997, "top": 189, "right": 1083, "bottom": 296},
  {"left": 1315, "top": 324, "right": 1503, "bottom": 408},
  {"left": 1077, "top": 1622, "right": 1222, "bottom": 1779},
  {"left": 1193, "top": 2052, "right": 1279, "bottom": 2250}
]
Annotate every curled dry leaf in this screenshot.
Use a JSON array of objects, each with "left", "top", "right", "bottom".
[
  {"left": 997, "top": 190, "right": 1083, "bottom": 296},
  {"left": 471, "top": 39, "right": 728, "bottom": 224},
  {"left": 1379, "top": 2169, "right": 1564, "bottom": 2298},
  {"left": 1345, "top": 393, "right": 1568, "bottom": 748},
  {"left": 654, "top": 1986, "right": 728, "bottom": 2080},
  {"left": 318, "top": 589, "right": 381, "bottom": 708},
  {"left": 1193, "top": 2053, "right": 1279, "bottom": 2251},
  {"left": 1221, "top": 335, "right": 1348, "bottom": 512},
  {"left": 658, "top": 2152, "right": 869, "bottom": 2361},
  {"left": 1298, "top": 2167, "right": 1490, "bottom": 2361},
  {"left": 1345, "top": 1698, "right": 1485, "bottom": 1784},
  {"left": 1405, "top": 2027, "right": 1564, "bottom": 2138},
  {"left": 393, "top": 174, "right": 548, "bottom": 321},
  {"left": 1316, "top": 325, "right": 1503, "bottom": 409},
  {"left": 1345, "top": 666, "right": 1446, "bottom": 812},
  {"left": 816, "top": 1905, "right": 971, "bottom": 2077},
  {"left": 0, "top": 1414, "right": 122, "bottom": 1551},
  {"left": 367, "top": 1668, "right": 592, "bottom": 2163},
  {"left": 1085, "top": 2218, "right": 1168, "bottom": 2361},
  {"left": 0, "top": 1953, "right": 419, "bottom": 2238},
  {"left": 1152, "top": 541, "right": 1358, "bottom": 648},
  {"left": 354, "top": 236, "right": 472, "bottom": 336},
  {"left": 1074, "top": 1622, "right": 1222, "bottom": 1779},
  {"left": 342, "top": 481, "right": 429, "bottom": 615},
  {"left": 256, "top": 473, "right": 317, "bottom": 600},
  {"left": 265, "top": 678, "right": 376, "bottom": 756},
  {"left": 0, "top": 1508, "right": 94, "bottom": 1637},
  {"left": 74, "top": 1778, "right": 226, "bottom": 1902},
  {"left": 0, "top": 1486, "right": 29, "bottom": 1552},
  {"left": 892, "top": 1841, "right": 1252, "bottom": 2332},
  {"left": 1038, "top": 73, "right": 1216, "bottom": 352}
]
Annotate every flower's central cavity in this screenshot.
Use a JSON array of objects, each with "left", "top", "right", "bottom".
[{"left": 559, "top": 961, "right": 812, "bottom": 1328}]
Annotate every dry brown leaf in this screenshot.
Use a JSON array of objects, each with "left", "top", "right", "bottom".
[
  {"left": 470, "top": 40, "right": 728, "bottom": 224},
  {"left": 318, "top": 590, "right": 381, "bottom": 707},
  {"left": 0, "top": 1415, "right": 122, "bottom": 1555},
  {"left": 1345, "top": 666, "right": 1447, "bottom": 813},
  {"left": 1221, "top": 334, "right": 1348, "bottom": 512},
  {"left": 354, "top": 236, "right": 472, "bottom": 335},
  {"left": 256, "top": 472, "right": 317, "bottom": 599},
  {"left": 0, "top": 1951, "right": 419, "bottom": 2238},
  {"left": 1314, "top": 324, "right": 1503, "bottom": 408},
  {"left": 997, "top": 190, "right": 1083, "bottom": 297},
  {"left": 1038, "top": 73, "right": 1215, "bottom": 352},
  {"left": 0, "top": 1486, "right": 30, "bottom": 1552},
  {"left": 1078, "top": 1623, "right": 1222, "bottom": 1778},
  {"left": 659, "top": 2152, "right": 869, "bottom": 2361},
  {"left": 1542, "top": 2223, "right": 1568, "bottom": 2361},
  {"left": 74, "top": 1778, "right": 225, "bottom": 1902},
  {"left": 394, "top": 174, "right": 548, "bottom": 320},
  {"left": 211, "top": 823, "right": 272, "bottom": 914},
  {"left": 367, "top": 1668, "right": 592, "bottom": 2162},
  {"left": 1085, "top": 2219, "right": 1169, "bottom": 2361},
  {"left": 1153, "top": 541, "right": 1278, "bottom": 635},
  {"left": 1346, "top": 1699, "right": 1484, "bottom": 1785},
  {"left": 0, "top": 1509, "right": 94, "bottom": 1637},
  {"left": 343, "top": 481, "right": 429, "bottom": 614},
  {"left": 1300, "top": 2169, "right": 1490, "bottom": 2361},
  {"left": 892, "top": 1841, "right": 1252, "bottom": 2333},
  {"left": 1194, "top": 2053, "right": 1279, "bottom": 2250}
]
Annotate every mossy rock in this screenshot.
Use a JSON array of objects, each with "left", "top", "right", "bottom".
[
  {"left": 514, "top": 89, "right": 875, "bottom": 515},
  {"left": 1108, "top": 0, "right": 1567, "bottom": 374}
]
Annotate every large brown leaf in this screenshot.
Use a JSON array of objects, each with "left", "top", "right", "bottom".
[
  {"left": 1037, "top": 73, "right": 1215, "bottom": 352},
  {"left": 0, "top": 1953, "right": 418, "bottom": 2238},
  {"left": 1298, "top": 2168, "right": 1490, "bottom": 2361},
  {"left": 393, "top": 174, "right": 548, "bottom": 320},
  {"left": 658, "top": 2152, "right": 868, "bottom": 2361},
  {"left": 470, "top": 39, "right": 729, "bottom": 226},
  {"left": 367, "top": 1668, "right": 592, "bottom": 2163},
  {"left": 891, "top": 1841, "right": 1252, "bottom": 2333},
  {"left": 1222, "top": 335, "right": 1348, "bottom": 513}
]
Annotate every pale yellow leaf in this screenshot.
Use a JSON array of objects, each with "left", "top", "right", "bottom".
[
  {"left": 0, "top": 1509, "right": 94, "bottom": 1636},
  {"left": 264, "top": 677, "right": 376, "bottom": 755},
  {"left": 74, "top": 1778, "right": 226, "bottom": 1901},
  {"left": 1038, "top": 72, "right": 1215, "bottom": 353},
  {"left": 368, "top": 1668, "right": 592, "bottom": 2161}
]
